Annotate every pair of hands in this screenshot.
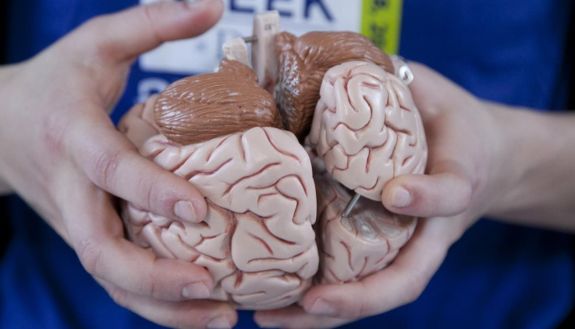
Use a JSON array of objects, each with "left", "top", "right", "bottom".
[{"left": 0, "top": 1, "right": 516, "bottom": 328}]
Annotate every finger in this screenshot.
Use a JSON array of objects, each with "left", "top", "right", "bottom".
[
  {"left": 98, "top": 280, "right": 237, "bottom": 329},
  {"left": 255, "top": 305, "right": 350, "bottom": 329},
  {"left": 68, "top": 109, "right": 207, "bottom": 223},
  {"left": 60, "top": 174, "right": 214, "bottom": 302},
  {"left": 67, "top": 0, "right": 223, "bottom": 63},
  {"left": 381, "top": 160, "right": 473, "bottom": 218},
  {"left": 298, "top": 221, "right": 448, "bottom": 319}
]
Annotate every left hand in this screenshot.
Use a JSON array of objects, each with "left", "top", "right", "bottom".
[
  {"left": 254, "top": 63, "right": 514, "bottom": 328},
  {"left": 0, "top": 1, "right": 240, "bottom": 328}
]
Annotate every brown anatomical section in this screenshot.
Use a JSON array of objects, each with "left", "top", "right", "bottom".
[
  {"left": 154, "top": 59, "right": 283, "bottom": 145},
  {"left": 275, "top": 31, "right": 394, "bottom": 140}
]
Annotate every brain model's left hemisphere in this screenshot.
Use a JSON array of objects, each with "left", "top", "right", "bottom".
[{"left": 119, "top": 60, "right": 318, "bottom": 310}]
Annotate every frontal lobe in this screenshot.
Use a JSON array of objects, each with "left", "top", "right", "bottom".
[
  {"left": 309, "top": 61, "right": 428, "bottom": 201},
  {"left": 123, "top": 127, "right": 318, "bottom": 310}
]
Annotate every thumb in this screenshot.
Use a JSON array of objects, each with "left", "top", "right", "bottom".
[
  {"left": 64, "top": 0, "right": 223, "bottom": 63},
  {"left": 381, "top": 160, "right": 473, "bottom": 218}
]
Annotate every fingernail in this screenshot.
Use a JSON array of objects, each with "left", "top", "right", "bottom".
[
  {"left": 174, "top": 200, "right": 197, "bottom": 222},
  {"left": 391, "top": 186, "right": 412, "bottom": 208},
  {"left": 308, "top": 298, "right": 336, "bottom": 316},
  {"left": 182, "top": 282, "right": 210, "bottom": 299},
  {"left": 207, "top": 316, "right": 232, "bottom": 329}
]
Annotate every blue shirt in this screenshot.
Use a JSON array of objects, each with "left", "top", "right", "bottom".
[{"left": 2, "top": 1, "right": 574, "bottom": 328}]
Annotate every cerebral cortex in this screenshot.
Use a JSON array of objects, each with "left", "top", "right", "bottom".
[
  {"left": 120, "top": 32, "right": 428, "bottom": 310},
  {"left": 123, "top": 127, "right": 318, "bottom": 310},
  {"left": 309, "top": 61, "right": 428, "bottom": 201}
]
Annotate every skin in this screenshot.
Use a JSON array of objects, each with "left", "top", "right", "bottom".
[
  {"left": 254, "top": 63, "right": 575, "bottom": 328},
  {"left": 0, "top": 1, "right": 238, "bottom": 328}
]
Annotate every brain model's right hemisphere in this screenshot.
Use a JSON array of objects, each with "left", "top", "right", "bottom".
[
  {"left": 309, "top": 61, "right": 427, "bottom": 201},
  {"left": 119, "top": 12, "right": 428, "bottom": 310},
  {"left": 308, "top": 61, "right": 427, "bottom": 284}
]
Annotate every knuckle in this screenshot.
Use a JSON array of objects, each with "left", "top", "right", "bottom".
[
  {"left": 76, "top": 16, "right": 110, "bottom": 55},
  {"left": 347, "top": 301, "right": 367, "bottom": 319},
  {"left": 405, "top": 285, "right": 423, "bottom": 304},
  {"left": 352, "top": 286, "right": 373, "bottom": 318},
  {"left": 143, "top": 261, "right": 162, "bottom": 298},
  {"left": 76, "top": 239, "right": 103, "bottom": 276},
  {"left": 145, "top": 172, "right": 187, "bottom": 217},
  {"left": 173, "top": 313, "right": 211, "bottom": 329},
  {"left": 107, "top": 286, "right": 129, "bottom": 308},
  {"left": 41, "top": 112, "right": 70, "bottom": 158},
  {"left": 90, "top": 149, "right": 123, "bottom": 191},
  {"left": 85, "top": 15, "right": 109, "bottom": 30},
  {"left": 79, "top": 16, "right": 106, "bottom": 37},
  {"left": 135, "top": 256, "right": 177, "bottom": 300},
  {"left": 74, "top": 14, "right": 124, "bottom": 64},
  {"left": 357, "top": 297, "right": 379, "bottom": 319},
  {"left": 458, "top": 177, "right": 473, "bottom": 208},
  {"left": 403, "top": 276, "right": 426, "bottom": 304},
  {"left": 145, "top": 175, "right": 165, "bottom": 210},
  {"left": 140, "top": 5, "right": 163, "bottom": 47},
  {"left": 337, "top": 285, "right": 369, "bottom": 319}
]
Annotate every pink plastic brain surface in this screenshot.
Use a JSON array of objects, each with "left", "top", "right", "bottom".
[
  {"left": 314, "top": 166, "right": 416, "bottom": 284},
  {"left": 309, "top": 61, "right": 428, "bottom": 201},
  {"left": 123, "top": 127, "right": 318, "bottom": 310}
]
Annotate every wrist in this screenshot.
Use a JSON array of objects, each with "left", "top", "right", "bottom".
[
  {"left": 485, "top": 104, "right": 574, "bottom": 228},
  {"left": 485, "top": 104, "right": 539, "bottom": 214}
]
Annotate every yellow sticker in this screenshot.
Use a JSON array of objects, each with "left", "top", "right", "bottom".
[{"left": 361, "top": 0, "right": 403, "bottom": 54}]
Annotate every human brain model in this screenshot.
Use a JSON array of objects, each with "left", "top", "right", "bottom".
[{"left": 120, "top": 14, "right": 427, "bottom": 309}]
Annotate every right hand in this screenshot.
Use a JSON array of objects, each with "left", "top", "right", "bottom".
[
  {"left": 0, "top": 1, "right": 237, "bottom": 328},
  {"left": 255, "top": 63, "right": 512, "bottom": 329}
]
